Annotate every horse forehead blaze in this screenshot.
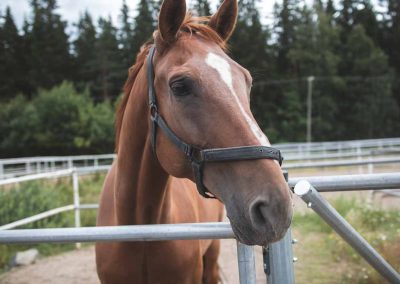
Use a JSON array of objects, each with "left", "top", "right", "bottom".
[{"left": 204, "top": 51, "right": 271, "bottom": 147}]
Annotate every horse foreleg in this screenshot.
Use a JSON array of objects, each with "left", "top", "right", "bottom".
[{"left": 202, "top": 239, "right": 221, "bottom": 284}]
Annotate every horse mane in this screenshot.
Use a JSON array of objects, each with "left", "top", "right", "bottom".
[{"left": 115, "top": 13, "right": 226, "bottom": 153}]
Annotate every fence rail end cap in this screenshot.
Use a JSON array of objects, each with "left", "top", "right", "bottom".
[{"left": 294, "top": 180, "right": 312, "bottom": 196}]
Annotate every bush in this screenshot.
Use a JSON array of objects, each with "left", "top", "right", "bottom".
[{"left": 0, "top": 81, "right": 115, "bottom": 157}]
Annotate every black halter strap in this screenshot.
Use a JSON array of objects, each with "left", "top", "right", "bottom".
[{"left": 147, "top": 46, "right": 283, "bottom": 198}]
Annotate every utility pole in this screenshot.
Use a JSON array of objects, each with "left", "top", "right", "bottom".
[{"left": 307, "top": 76, "right": 315, "bottom": 143}]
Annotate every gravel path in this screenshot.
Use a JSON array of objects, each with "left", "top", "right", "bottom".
[{"left": 0, "top": 240, "right": 268, "bottom": 284}]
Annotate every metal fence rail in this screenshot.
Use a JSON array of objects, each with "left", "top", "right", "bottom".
[
  {"left": 283, "top": 156, "right": 400, "bottom": 169},
  {"left": 0, "top": 166, "right": 111, "bottom": 186},
  {"left": 0, "top": 205, "right": 75, "bottom": 230},
  {"left": 294, "top": 180, "right": 400, "bottom": 284},
  {"left": 2, "top": 154, "right": 400, "bottom": 185},
  {"left": 2, "top": 137, "right": 400, "bottom": 179},
  {"left": 288, "top": 172, "right": 400, "bottom": 191},
  {"left": 283, "top": 148, "right": 400, "bottom": 161},
  {"left": 0, "top": 154, "right": 115, "bottom": 179},
  {"left": 0, "top": 222, "right": 234, "bottom": 243},
  {"left": 0, "top": 222, "right": 257, "bottom": 284},
  {"left": 275, "top": 137, "right": 400, "bottom": 151}
]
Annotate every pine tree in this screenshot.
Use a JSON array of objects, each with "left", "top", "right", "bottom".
[
  {"left": 119, "top": 0, "right": 135, "bottom": 69},
  {"left": 274, "top": 0, "right": 301, "bottom": 75},
  {"left": 73, "top": 11, "right": 97, "bottom": 95},
  {"left": 193, "top": 0, "right": 212, "bottom": 16},
  {"left": 151, "top": 0, "right": 162, "bottom": 23},
  {"left": 336, "top": 0, "right": 358, "bottom": 42},
  {"left": 338, "top": 25, "right": 398, "bottom": 138},
  {"left": 325, "top": 0, "right": 335, "bottom": 24},
  {"left": 352, "top": 0, "right": 380, "bottom": 45},
  {"left": 0, "top": 7, "right": 23, "bottom": 100},
  {"left": 228, "top": 0, "right": 281, "bottom": 139},
  {"left": 381, "top": 0, "right": 400, "bottom": 107},
  {"left": 132, "top": 0, "right": 154, "bottom": 55},
  {"left": 28, "top": 0, "right": 72, "bottom": 92},
  {"left": 94, "top": 17, "right": 124, "bottom": 99},
  {"left": 288, "top": 6, "right": 342, "bottom": 140}
]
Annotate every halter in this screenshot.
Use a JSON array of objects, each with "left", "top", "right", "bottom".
[{"left": 147, "top": 46, "right": 283, "bottom": 198}]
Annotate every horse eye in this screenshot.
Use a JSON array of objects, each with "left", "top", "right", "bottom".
[{"left": 170, "top": 79, "right": 191, "bottom": 97}]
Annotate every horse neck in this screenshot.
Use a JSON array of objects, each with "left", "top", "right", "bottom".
[{"left": 114, "top": 64, "right": 170, "bottom": 225}]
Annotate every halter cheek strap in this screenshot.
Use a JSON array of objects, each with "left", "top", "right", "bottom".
[{"left": 146, "top": 46, "right": 283, "bottom": 198}]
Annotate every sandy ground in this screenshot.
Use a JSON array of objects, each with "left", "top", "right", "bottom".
[{"left": 0, "top": 239, "right": 268, "bottom": 284}]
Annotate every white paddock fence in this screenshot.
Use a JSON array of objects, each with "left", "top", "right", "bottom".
[
  {"left": 0, "top": 166, "right": 400, "bottom": 283},
  {"left": 1, "top": 137, "right": 400, "bottom": 179},
  {"left": 275, "top": 137, "right": 400, "bottom": 153},
  {"left": 0, "top": 154, "right": 115, "bottom": 180}
]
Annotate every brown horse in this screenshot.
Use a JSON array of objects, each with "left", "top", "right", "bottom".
[{"left": 95, "top": 0, "right": 292, "bottom": 283}]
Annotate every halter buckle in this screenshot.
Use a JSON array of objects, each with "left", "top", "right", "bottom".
[{"left": 150, "top": 103, "right": 158, "bottom": 119}]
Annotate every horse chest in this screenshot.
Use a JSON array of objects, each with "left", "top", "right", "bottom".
[{"left": 105, "top": 241, "right": 204, "bottom": 284}]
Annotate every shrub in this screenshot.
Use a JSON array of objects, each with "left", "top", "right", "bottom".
[
  {"left": 0, "top": 82, "right": 115, "bottom": 157},
  {"left": 0, "top": 174, "right": 104, "bottom": 271}
]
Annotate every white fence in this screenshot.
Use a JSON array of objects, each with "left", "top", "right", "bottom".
[
  {"left": 0, "top": 167, "right": 109, "bottom": 231},
  {"left": 1, "top": 137, "right": 400, "bottom": 179},
  {"left": 0, "top": 154, "right": 115, "bottom": 179}
]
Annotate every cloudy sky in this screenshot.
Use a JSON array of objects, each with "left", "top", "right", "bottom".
[{"left": 1, "top": 0, "right": 278, "bottom": 31}]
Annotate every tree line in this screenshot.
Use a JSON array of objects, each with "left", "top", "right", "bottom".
[{"left": 0, "top": 0, "right": 399, "bottom": 157}]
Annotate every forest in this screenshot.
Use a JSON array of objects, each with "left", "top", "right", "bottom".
[{"left": 0, "top": 0, "right": 399, "bottom": 157}]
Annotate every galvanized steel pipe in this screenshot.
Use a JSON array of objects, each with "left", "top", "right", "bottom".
[
  {"left": 294, "top": 180, "right": 400, "bottom": 284},
  {"left": 284, "top": 156, "right": 400, "bottom": 169},
  {"left": 289, "top": 172, "right": 400, "bottom": 192},
  {"left": 236, "top": 242, "right": 256, "bottom": 284},
  {"left": 0, "top": 222, "right": 234, "bottom": 244}
]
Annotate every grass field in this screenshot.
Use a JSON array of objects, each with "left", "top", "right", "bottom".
[
  {"left": 0, "top": 174, "right": 103, "bottom": 271},
  {"left": 292, "top": 197, "right": 400, "bottom": 283},
  {"left": 0, "top": 173, "right": 399, "bottom": 283}
]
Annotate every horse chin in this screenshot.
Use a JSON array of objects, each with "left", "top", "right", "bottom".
[
  {"left": 227, "top": 209, "right": 292, "bottom": 246},
  {"left": 228, "top": 216, "right": 276, "bottom": 246}
]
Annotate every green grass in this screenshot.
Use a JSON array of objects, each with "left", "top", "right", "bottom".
[
  {"left": 0, "top": 173, "right": 105, "bottom": 272},
  {"left": 292, "top": 197, "right": 400, "bottom": 283}
]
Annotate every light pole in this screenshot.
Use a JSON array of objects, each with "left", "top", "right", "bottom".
[{"left": 306, "top": 76, "right": 315, "bottom": 143}]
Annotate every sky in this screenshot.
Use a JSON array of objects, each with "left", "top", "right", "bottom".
[{"left": 0, "top": 0, "right": 279, "bottom": 31}]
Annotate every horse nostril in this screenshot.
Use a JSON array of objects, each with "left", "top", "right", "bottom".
[{"left": 249, "top": 200, "right": 270, "bottom": 228}]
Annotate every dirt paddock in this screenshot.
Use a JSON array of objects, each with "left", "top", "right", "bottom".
[{"left": 0, "top": 238, "right": 269, "bottom": 284}]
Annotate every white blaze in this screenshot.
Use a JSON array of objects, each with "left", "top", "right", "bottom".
[{"left": 205, "top": 53, "right": 270, "bottom": 146}]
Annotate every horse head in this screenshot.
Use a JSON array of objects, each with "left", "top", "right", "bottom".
[{"left": 149, "top": 0, "right": 293, "bottom": 246}]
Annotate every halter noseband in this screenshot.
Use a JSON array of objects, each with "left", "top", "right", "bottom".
[{"left": 147, "top": 46, "right": 283, "bottom": 198}]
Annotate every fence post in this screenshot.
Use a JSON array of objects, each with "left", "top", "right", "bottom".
[
  {"left": 264, "top": 171, "right": 295, "bottom": 284},
  {"left": 0, "top": 163, "right": 3, "bottom": 179},
  {"left": 368, "top": 163, "right": 374, "bottom": 174},
  {"left": 264, "top": 228, "right": 295, "bottom": 284},
  {"left": 357, "top": 147, "right": 363, "bottom": 174},
  {"left": 236, "top": 242, "right": 256, "bottom": 284},
  {"left": 72, "top": 169, "right": 81, "bottom": 249},
  {"left": 26, "top": 162, "right": 32, "bottom": 175}
]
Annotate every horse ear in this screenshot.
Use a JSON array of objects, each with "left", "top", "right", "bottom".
[
  {"left": 208, "top": 0, "right": 238, "bottom": 41},
  {"left": 158, "top": 0, "right": 187, "bottom": 43}
]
